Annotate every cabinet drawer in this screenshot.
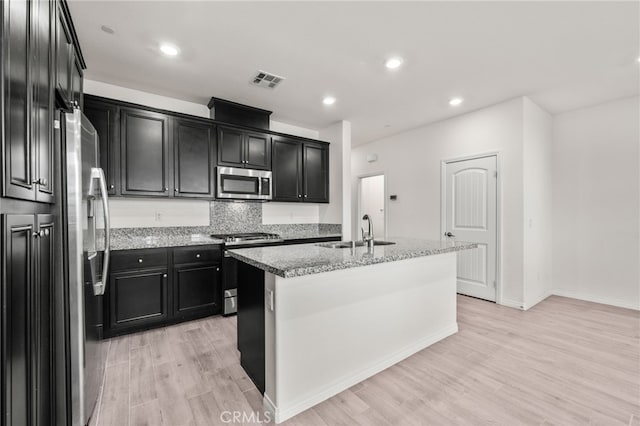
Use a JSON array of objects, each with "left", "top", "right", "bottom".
[
  {"left": 173, "top": 245, "right": 222, "bottom": 265},
  {"left": 110, "top": 248, "right": 168, "bottom": 271}
]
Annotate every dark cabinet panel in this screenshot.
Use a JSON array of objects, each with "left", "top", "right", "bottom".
[
  {"left": 2, "top": 214, "right": 36, "bottom": 425},
  {"left": 245, "top": 133, "right": 271, "bottom": 170},
  {"left": 83, "top": 98, "right": 118, "bottom": 195},
  {"left": 35, "top": 214, "right": 54, "bottom": 425},
  {"left": 303, "top": 143, "right": 329, "bottom": 203},
  {"left": 218, "top": 127, "right": 244, "bottom": 167},
  {"left": 110, "top": 248, "right": 168, "bottom": 272},
  {"left": 70, "top": 54, "right": 83, "bottom": 108},
  {"left": 32, "top": 0, "right": 54, "bottom": 203},
  {"left": 173, "top": 245, "right": 221, "bottom": 265},
  {"left": 109, "top": 268, "right": 168, "bottom": 330},
  {"left": 54, "top": 1, "right": 72, "bottom": 107},
  {"left": 120, "top": 109, "right": 170, "bottom": 196},
  {"left": 3, "top": 0, "right": 35, "bottom": 200},
  {"left": 173, "top": 264, "right": 221, "bottom": 318},
  {"left": 174, "top": 118, "right": 215, "bottom": 198},
  {"left": 272, "top": 138, "right": 302, "bottom": 202},
  {"left": 237, "top": 262, "right": 265, "bottom": 394},
  {"left": 218, "top": 126, "right": 271, "bottom": 170}
]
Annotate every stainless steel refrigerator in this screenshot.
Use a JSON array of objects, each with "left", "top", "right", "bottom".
[{"left": 64, "top": 107, "right": 111, "bottom": 425}]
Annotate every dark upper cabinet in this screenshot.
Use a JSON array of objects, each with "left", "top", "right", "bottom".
[
  {"left": 218, "top": 126, "right": 271, "bottom": 170},
  {"left": 54, "top": 1, "right": 72, "bottom": 107},
  {"left": 3, "top": 0, "right": 34, "bottom": 201},
  {"left": 3, "top": 0, "right": 76, "bottom": 203},
  {"left": 32, "top": 0, "right": 55, "bottom": 203},
  {"left": 272, "top": 137, "right": 302, "bottom": 202},
  {"left": 303, "top": 142, "right": 329, "bottom": 203},
  {"left": 173, "top": 118, "right": 215, "bottom": 198},
  {"left": 2, "top": 214, "right": 54, "bottom": 425},
  {"left": 120, "top": 108, "right": 170, "bottom": 196},
  {"left": 70, "top": 54, "right": 83, "bottom": 108},
  {"left": 83, "top": 98, "right": 118, "bottom": 195},
  {"left": 272, "top": 137, "right": 329, "bottom": 203}
]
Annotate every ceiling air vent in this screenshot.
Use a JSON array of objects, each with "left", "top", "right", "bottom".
[{"left": 252, "top": 70, "right": 285, "bottom": 89}]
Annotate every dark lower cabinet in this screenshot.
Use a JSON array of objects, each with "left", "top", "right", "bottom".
[
  {"left": 2, "top": 213, "right": 54, "bottom": 425},
  {"left": 173, "top": 263, "right": 221, "bottom": 319},
  {"left": 105, "top": 245, "right": 222, "bottom": 337},
  {"left": 108, "top": 268, "right": 169, "bottom": 332}
]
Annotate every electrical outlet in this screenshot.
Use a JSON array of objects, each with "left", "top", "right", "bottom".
[{"left": 155, "top": 211, "right": 163, "bottom": 222}]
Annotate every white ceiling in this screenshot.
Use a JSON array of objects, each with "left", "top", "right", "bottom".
[{"left": 69, "top": 1, "right": 640, "bottom": 146}]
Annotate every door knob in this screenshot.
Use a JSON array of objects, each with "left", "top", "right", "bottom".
[{"left": 445, "top": 232, "right": 456, "bottom": 238}]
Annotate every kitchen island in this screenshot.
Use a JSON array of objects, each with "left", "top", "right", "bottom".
[{"left": 227, "top": 238, "right": 476, "bottom": 423}]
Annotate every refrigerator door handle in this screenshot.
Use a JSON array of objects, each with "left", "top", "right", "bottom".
[{"left": 91, "top": 167, "right": 111, "bottom": 296}]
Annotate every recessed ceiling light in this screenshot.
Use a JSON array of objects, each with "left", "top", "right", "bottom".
[
  {"left": 101, "top": 25, "right": 115, "bottom": 35},
  {"left": 449, "top": 97, "right": 464, "bottom": 106},
  {"left": 323, "top": 96, "right": 336, "bottom": 105},
  {"left": 385, "top": 57, "right": 404, "bottom": 70},
  {"left": 160, "top": 44, "right": 179, "bottom": 56}
]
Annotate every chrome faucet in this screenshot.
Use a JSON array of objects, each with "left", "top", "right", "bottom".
[{"left": 361, "top": 214, "right": 374, "bottom": 249}]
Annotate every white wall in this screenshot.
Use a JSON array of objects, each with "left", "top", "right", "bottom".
[
  {"left": 552, "top": 96, "right": 640, "bottom": 310},
  {"left": 319, "top": 120, "right": 352, "bottom": 238},
  {"left": 522, "top": 98, "right": 554, "bottom": 309},
  {"left": 359, "top": 175, "right": 386, "bottom": 239},
  {"left": 352, "top": 97, "right": 526, "bottom": 306},
  {"left": 85, "top": 79, "right": 335, "bottom": 227}
]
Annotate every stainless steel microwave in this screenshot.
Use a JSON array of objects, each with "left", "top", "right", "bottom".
[{"left": 216, "top": 167, "right": 273, "bottom": 201}]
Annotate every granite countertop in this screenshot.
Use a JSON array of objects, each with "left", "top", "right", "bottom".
[
  {"left": 226, "top": 238, "right": 478, "bottom": 278},
  {"left": 104, "top": 227, "right": 342, "bottom": 251}
]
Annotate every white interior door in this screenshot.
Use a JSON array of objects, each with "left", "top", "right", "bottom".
[
  {"left": 444, "top": 156, "right": 497, "bottom": 301},
  {"left": 359, "top": 175, "right": 385, "bottom": 240}
]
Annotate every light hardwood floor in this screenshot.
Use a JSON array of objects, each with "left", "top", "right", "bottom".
[{"left": 91, "top": 295, "right": 640, "bottom": 426}]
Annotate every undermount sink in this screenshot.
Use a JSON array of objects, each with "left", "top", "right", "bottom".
[{"left": 315, "top": 240, "right": 396, "bottom": 249}]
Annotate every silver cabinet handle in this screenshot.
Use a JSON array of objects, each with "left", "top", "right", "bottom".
[
  {"left": 298, "top": 194, "right": 302, "bottom": 198},
  {"left": 216, "top": 267, "right": 220, "bottom": 272},
  {"left": 163, "top": 273, "right": 167, "bottom": 278},
  {"left": 174, "top": 188, "right": 178, "bottom": 193},
  {"left": 138, "top": 258, "right": 143, "bottom": 263},
  {"left": 196, "top": 253, "right": 201, "bottom": 259},
  {"left": 445, "top": 232, "right": 456, "bottom": 238},
  {"left": 109, "top": 184, "right": 114, "bottom": 189},
  {"left": 32, "top": 178, "right": 47, "bottom": 186},
  {"left": 164, "top": 187, "right": 168, "bottom": 191}
]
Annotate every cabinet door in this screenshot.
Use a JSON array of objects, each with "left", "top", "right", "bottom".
[
  {"left": 32, "top": 0, "right": 54, "bottom": 203},
  {"left": 303, "top": 143, "right": 329, "bottom": 203},
  {"left": 173, "top": 118, "right": 215, "bottom": 198},
  {"left": 35, "top": 214, "right": 54, "bottom": 425},
  {"left": 70, "top": 54, "right": 83, "bottom": 108},
  {"left": 172, "top": 263, "right": 221, "bottom": 319},
  {"left": 3, "top": 0, "right": 36, "bottom": 201},
  {"left": 108, "top": 268, "right": 168, "bottom": 332},
  {"left": 120, "top": 109, "right": 170, "bottom": 196},
  {"left": 2, "top": 214, "right": 36, "bottom": 425},
  {"left": 84, "top": 98, "right": 118, "bottom": 195},
  {"left": 245, "top": 132, "right": 271, "bottom": 170},
  {"left": 54, "top": 1, "right": 72, "bottom": 107},
  {"left": 217, "top": 126, "right": 244, "bottom": 167},
  {"left": 272, "top": 138, "right": 302, "bottom": 202}
]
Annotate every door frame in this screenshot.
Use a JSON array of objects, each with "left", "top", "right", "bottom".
[
  {"left": 440, "top": 152, "right": 502, "bottom": 305},
  {"left": 356, "top": 172, "right": 387, "bottom": 241}
]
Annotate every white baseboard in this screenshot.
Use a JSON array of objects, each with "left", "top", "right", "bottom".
[
  {"left": 499, "top": 298, "right": 524, "bottom": 310},
  {"left": 551, "top": 289, "right": 639, "bottom": 311},
  {"left": 522, "top": 290, "right": 553, "bottom": 310},
  {"left": 266, "top": 323, "right": 459, "bottom": 424}
]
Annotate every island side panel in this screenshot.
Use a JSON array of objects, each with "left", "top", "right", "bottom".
[
  {"left": 237, "top": 262, "right": 266, "bottom": 394},
  {"left": 266, "top": 252, "right": 457, "bottom": 423}
]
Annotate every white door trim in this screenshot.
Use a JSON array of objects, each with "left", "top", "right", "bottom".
[
  {"left": 356, "top": 172, "right": 387, "bottom": 241},
  {"left": 440, "top": 152, "right": 502, "bottom": 305}
]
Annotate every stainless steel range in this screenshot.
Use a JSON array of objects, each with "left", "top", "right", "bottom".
[{"left": 212, "top": 232, "right": 283, "bottom": 315}]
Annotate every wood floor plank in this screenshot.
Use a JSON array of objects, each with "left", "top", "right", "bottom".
[{"left": 92, "top": 295, "right": 639, "bottom": 426}]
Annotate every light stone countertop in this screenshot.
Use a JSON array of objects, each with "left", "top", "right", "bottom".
[{"left": 226, "top": 238, "right": 478, "bottom": 278}]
